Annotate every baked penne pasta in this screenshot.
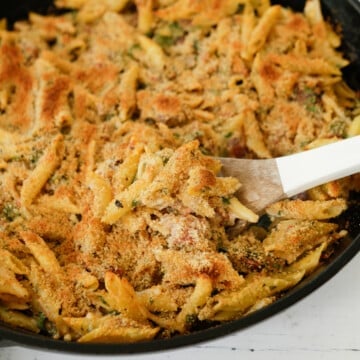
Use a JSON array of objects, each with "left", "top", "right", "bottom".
[{"left": 0, "top": 0, "right": 357, "bottom": 343}]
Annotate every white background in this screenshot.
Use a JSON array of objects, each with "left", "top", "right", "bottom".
[{"left": 0, "top": 253, "right": 358, "bottom": 360}]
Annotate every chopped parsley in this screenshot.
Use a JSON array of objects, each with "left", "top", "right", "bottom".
[
  {"left": 29, "top": 149, "right": 43, "bottom": 166},
  {"left": 185, "top": 314, "right": 197, "bottom": 325},
  {"left": 329, "top": 120, "right": 347, "bottom": 137},
  {"left": 127, "top": 43, "right": 141, "bottom": 59},
  {"left": 222, "top": 197, "right": 231, "bottom": 205},
  {"left": 153, "top": 22, "right": 185, "bottom": 48},
  {"left": 2, "top": 203, "right": 20, "bottom": 222},
  {"left": 303, "top": 87, "right": 320, "bottom": 113},
  {"left": 131, "top": 199, "right": 141, "bottom": 208},
  {"left": 36, "top": 312, "right": 47, "bottom": 331}
]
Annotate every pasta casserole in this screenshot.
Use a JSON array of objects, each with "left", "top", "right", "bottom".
[{"left": 0, "top": 0, "right": 359, "bottom": 343}]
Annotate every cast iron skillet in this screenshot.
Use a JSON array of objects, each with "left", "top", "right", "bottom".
[{"left": 0, "top": 0, "right": 359, "bottom": 354}]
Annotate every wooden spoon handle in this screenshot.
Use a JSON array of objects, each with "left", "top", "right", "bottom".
[{"left": 276, "top": 136, "right": 360, "bottom": 198}]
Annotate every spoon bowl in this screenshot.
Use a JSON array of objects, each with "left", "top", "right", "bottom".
[{"left": 218, "top": 136, "right": 360, "bottom": 213}]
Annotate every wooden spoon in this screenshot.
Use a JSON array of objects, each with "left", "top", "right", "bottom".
[{"left": 218, "top": 136, "right": 360, "bottom": 213}]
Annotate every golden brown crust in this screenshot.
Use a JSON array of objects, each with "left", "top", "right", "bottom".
[{"left": 0, "top": 42, "right": 34, "bottom": 132}]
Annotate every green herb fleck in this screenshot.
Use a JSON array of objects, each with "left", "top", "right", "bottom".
[
  {"left": 127, "top": 43, "right": 141, "bottom": 59},
  {"left": 153, "top": 22, "right": 185, "bottom": 47},
  {"left": 193, "top": 39, "right": 200, "bottom": 53},
  {"left": 299, "top": 139, "right": 311, "bottom": 149},
  {"left": 199, "top": 146, "right": 211, "bottom": 155},
  {"left": 222, "top": 197, "right": 231, "bottom": 205},
  {"left": 29, "top": 150, "right": 43, "bottom": 165},
  {"left": 99, "top": 296, "right": 109, "bottom": 306},
  {"left": 153, "top": 34, "right": 176, "bottom": 47},
  {"left": 329, "top": 120, "right": 347, "bottom": 137},
  {"left": 131, "top": 199, "right": 141, "bottom": 208},
  {"left": 9, "top": 155, "right": 24, "bottom": 162},
  {"left": 36, "top": 312, "right": 47, "bottom": 331},
  {"left": 303, "top": 87, "right": 319, "bottom": 113},
  {"left": 2, "top": 203, "right": 20, "bottom": 222},
  {"left": 103, "top": 113, "right": 115, "bottom": 122},
  {"left": 185, "top": 314, "right": 197, "bottom": 325}
]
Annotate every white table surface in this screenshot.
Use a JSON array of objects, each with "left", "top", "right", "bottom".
[{"left": 0, "top": 253, "right": 359, "bottom": 360}]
